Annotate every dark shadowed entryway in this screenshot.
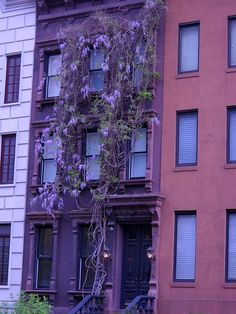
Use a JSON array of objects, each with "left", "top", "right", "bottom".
[{"left": 120, "top": 224, "right": 152, "bottom": 308}]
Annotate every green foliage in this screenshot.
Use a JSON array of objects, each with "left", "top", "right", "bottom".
[{"left": 14, "top": 293, "right": 51, "bottom": 314}]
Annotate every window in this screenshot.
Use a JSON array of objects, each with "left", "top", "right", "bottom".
[
  {"left": 0, "top": 224, "right": 10, "bottom": 285},
  {"left": 174, "top": 213, "right": 196, "bottom": 281},
  {"left": 227, "top": 108, "right": 236, "bottom": 163},
  {"left": 133, "top": 43, "right": 146, "bottom": 87},
  {"left": 40, "top": 136, "right": 57, "bottom": 184},
  {"left": 78, "top": 225, "right": 95, "bottom": 290},
  {"left": 129, "top": 128, "right": 147, "bottom": 178},
  {"left": 35, "top": 226, "right": 53, "bottom": 289},
  {"left": 5, "top": 55, "right": 21, "bottom": 104},
  {"left": 176, "top": 111, "right": 198, "bottom": 166},
  {"left": 90, "top": 49, "right": 104, "bottom": 92},
  {"left": 228, "top": 18, "right": 236, "bottom": 67},
  {"left": 85, "top": 131, "right": 100, "bottom": 181},
  {"left": 178, "top": 23, "right": 199, "bottom": 73},
  {"left": 226, "top": 212, "right": 236, "bottom": 282},
  {"left": 0, "top": 134, "right": 16, "bottom": 184},
  {"left": 45, "top": 54, "right": 61, "bottom": 98}
]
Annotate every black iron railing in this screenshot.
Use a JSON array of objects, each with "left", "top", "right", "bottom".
[
  {"left": 125, "top": 295, "right": 155, "bottom": 314},
  {"left": 69, "top": 295, "right": 104, "bottom": 314}
]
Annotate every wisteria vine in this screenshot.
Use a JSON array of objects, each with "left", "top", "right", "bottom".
[{"left": 35, "top": 0, "right": 165, "bottom": 295}]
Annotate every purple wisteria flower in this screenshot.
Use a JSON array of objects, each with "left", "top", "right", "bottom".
[
  {"left": 59, "top": 42, "right": 66, "bottom": 51},
  {"left": 70, "top": 63, "right": 77, "bottom": 71},
  {"left": 130, "top": 21, "right": 141, "bottom": 30},
  {"left": 94, "top": 34, "right": 111, "bottom": 49},
  {"left": 145, "top": 0, "right": 156, "bottom": 9},
  {"left": 81, "top": 85, "right": 91, "bottom": 99},
  {"left": 80, "top": 182, "right": 87, "bottom": 190}
]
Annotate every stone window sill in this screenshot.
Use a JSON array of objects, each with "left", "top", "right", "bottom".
[
  {"left": 2, "top": 102, "right": 20, "bottom": 107},
  {"left": 226, "top": 67, "right": 236, "bottom": 73},
  {"left": 173, "top": 166, "right": 198, "bottom": 172},
  {"left": 223, "top": 283, "right": 236, "bottom": 289},
  {"left": 224, "top": 163, "right": 236, "bottom": 169},
  {"left": 175, "top": 72, "right": 199, "bottom": 79},
  {"left": 171, "top": 282, "right": 196, "bottom": 288}
]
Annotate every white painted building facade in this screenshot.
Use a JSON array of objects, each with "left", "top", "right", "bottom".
[{"left": 0, "top": 0, "right": 35, "bottom": 305}]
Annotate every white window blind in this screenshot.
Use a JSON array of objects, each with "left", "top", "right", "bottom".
[
  {"left": 47, "top": 54, "right": 61, "bottom": 98},
  {"left": 130, "top": 128, "right": 147, "bottom": 178},
  {"left": 86, "top": 132, "right": 101, "bottom": 181},
  {"left": 175, "top": 214, "right": 196, "bottom": 281},
  {"left": 42, "top": 137, "right": 57, "bottom": 183},
  {"left": 229, "top": 109, "right": 236, "bottom": 162},
  {"left": 177, "top": 111, "right": 197, "bottom": 165},
  {"left": 227, "top": 213, "right": 236, "bottom": 281},
  {"left": 229, "top": 19, "right": 236, "bottom": 66},
  {"left": 179, "top": 24, "right": 199, "bottom": 73}
]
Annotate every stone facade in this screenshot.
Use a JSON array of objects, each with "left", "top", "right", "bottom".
[
  {"left": 0, "top": 0, "right": 35, "bottom": 305},
  {"left": 21, "top": 1, "right": 165, "bottom": 313}
]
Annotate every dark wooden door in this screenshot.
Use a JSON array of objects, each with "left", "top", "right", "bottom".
[{"left": 121, "top": 224, "right": 152, "bottom": 308}]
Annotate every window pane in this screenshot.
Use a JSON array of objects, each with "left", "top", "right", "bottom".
[
  {"left": 37, "top": 258, "right": 52, "bottom": 288},
  {"left": 130, "top": 153, "right": 146, "bottom": 178},
  {"left": 0, "top": 225, "right": 10, "bottom": 285},
  {"left": 86, "top": 132, "right": 100, "bottom": 156},
  {"left": 44, "top": 137, "right": 57, "bottom": 159},
  {"left": 38, "top": 227, "right": 52, "bottom": 256},
  {"left": 36, "top": 227, "right": 52, "bottom": 289},
  {"left": 47, "top": 77, "right": 61, "bottom": 98},
  {"left": 5, "top": 55, "right": 21, "bottom": 104},
  {"left": 90, "top": 49, "right": 104, "bottom": 70},
  {"left": 79, "top": 226, "right": 95, "bottom": 290},
  {"left": 42, "top": 160, "right": 57, "bottom": 183},
  {"left": 179, "top": 24, "right": 199, "bottom": 73},
  {"left": 131, "top": 128, "right": 147, "bottom": 153},
  {"left": 177, "top": 112, "right": 197, "bottom": 165},
  {"left": 229, "top": 19, "right": 236, "bottom": 66},
  {"left": 228, "top": 213, "right": 236, "bottom": 280},
  {"left": 229, "top": 109, "right": 236, "bottom": 161},
  {"left": 48, "top": 54, "right": 61, "bottom": 76},
  {"left": 175, "top": 214, "right": 196, "bottom": 281},
  {"left": 86, "top": 156, "right": 100, "bottom": 181},
  {"left": 90, "top": 71, "right": 104, "bottom": 92},
  {"left": 0, "top": 135, "right": 16, "bottom": 184}
]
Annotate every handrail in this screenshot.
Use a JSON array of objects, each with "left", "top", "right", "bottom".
[
  {"left": 69, "top": 294, "right": 104, "bottom": 314},
  {"left": 125, "top": 295, "right": 155, "bottom": 313}
]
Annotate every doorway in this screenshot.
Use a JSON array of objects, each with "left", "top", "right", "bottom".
[{"left": 120, "top": 224, "right": 152, "bottom": 308}]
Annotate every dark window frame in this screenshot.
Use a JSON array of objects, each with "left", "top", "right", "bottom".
[
  {"left": 0, "top": 224, "right": 11, "bottom": 286},
  {"left": 225, "top": 210, "right": 236, "bottom": 282},
  {"left": 44, "top": 52, "right": 61, "bottom": 99},
  {"left": 173, "top": 211, "right": 196, "bottom": 282},
  {"left": 176, "top": 110, "right": 198, "bottom": 167},
  {"left": 178, "top": 22, "right": 200, "bottom": 74},
  {"left": 228, "top": 16, "right": 236, "bottom": 68},
  {"left": 35, "top": 225, "right": 53, "bottom": 290},
  {"left": 4, "top": 54, "right": 21, "bottom": 104},
  {"left": 0, "top": 134, "right": 16, "bottom": 184},
  {"left": 127, "top": 127, "right": 147, "bottom": 180},
  {"left": 227, "top": 106, "right": 236, "bottom": 164}
]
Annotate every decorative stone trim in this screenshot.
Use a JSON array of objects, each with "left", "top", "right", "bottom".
[
  {"left": 25, "top": 212, "right": 61, "bottom": 295},
  {"left": 1, "top": 0, "right": 35, "bottom": 12}
]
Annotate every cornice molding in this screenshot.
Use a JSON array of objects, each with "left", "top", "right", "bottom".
[{"left": 1, "top": 0, "right": 35, "bottom": 12}]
